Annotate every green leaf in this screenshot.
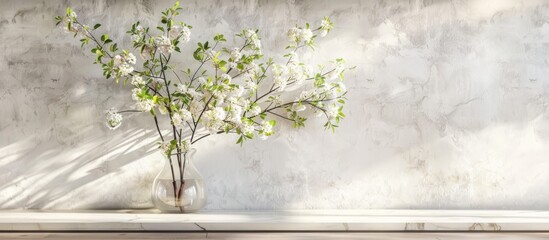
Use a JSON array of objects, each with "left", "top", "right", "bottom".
[
  {"left": 193, "top": 49, "right": 203, "bottom": 61},
  {"left": 100, "top": 34, "right": 109, "bottom": 42},
  {"left": 93, "top": 24, "right": 101, "bottom": 30},
  {"left": 314, "top": 73, "right": 325, "bottom": 87}
]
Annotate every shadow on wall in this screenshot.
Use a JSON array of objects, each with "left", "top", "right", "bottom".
[{"left": 0, "top": 125, "right": 162, "bottom": 209}]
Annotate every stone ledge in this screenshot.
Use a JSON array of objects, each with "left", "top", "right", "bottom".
[{"left": 1, "top": 210, "right": 548, "bottom": 231}]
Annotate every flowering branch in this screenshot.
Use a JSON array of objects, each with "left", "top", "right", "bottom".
[{"left": 56, "top": 2, "right": 350, "bottom": 210}]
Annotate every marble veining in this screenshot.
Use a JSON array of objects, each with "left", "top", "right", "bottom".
[{"left": 1, "top": 0, "right": 549, "bottom": 210}]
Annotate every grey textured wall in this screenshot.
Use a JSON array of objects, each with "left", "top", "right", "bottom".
[{"left": 1, "top": 0, "right": 549, "bottom": 210}]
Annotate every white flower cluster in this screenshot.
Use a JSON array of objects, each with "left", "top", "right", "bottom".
[
  {"left": 160, "top": 141, "right": 172, "bottom": 156},
  {"left": 62, "top": 6, "right": 347, "bottom": 144},
  {"left": 271, "top": 59, "right": 312, "bottom": 92},
  {"left": 244, "top": 29, "right": 261, "bottom": 52},
  {"left": 131, "top": 75, "right": 145, "bottom": 86},
  {"left": 287, "top": 27, "right": 314, "bottom": 44},
  {"left": 131, "top": 25, "right": 145, "bottom": 44},
  {"left": 131, "top": 87, "right": 155, "bottom": 112},
  {"left": 159, "top": 139, "right": 190, "bottom": 156},
  {"left": 180, "top": 139, "right": 191, "bottom": 153},
  {"left": 113, "top": 52, "right": 136, "bottom": 76},
  {"left": 105, "top": 108, "right": 123, "bottom": 130},
  {"left": 259, "top": 120, "right": 275, "bottom": 140},
  {"left": 203, "top": 107, "right": 226, "bottom": 134},
  {"left": 172, "top": 109, "right": 192, "bottom": 129},
  {"left": 227, "top": 47, "right": 242, "bottom": 69},
  {"left": 319, "top": 17, "right": 334, "bottom": 37},
  {"left": 169, "top": 25, "right": 191, "bottom": 42},
  {"left": 155, "top": 36, "right": 174, "bottom": 55}
]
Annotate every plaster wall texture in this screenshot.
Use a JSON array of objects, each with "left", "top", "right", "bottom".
[{"left": 1, "top": 0, "right": 549, "bottom": 210}]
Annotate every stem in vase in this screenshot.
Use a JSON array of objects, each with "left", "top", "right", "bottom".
[
  {"left": 176, "top": 152, "right": 187, "bottom": 213},
  {"left": 167, "top": 155, "right": 178, "bottom": 208}
]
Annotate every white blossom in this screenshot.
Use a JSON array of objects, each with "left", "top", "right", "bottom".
[
  {"left": 228, "top": 105, "right": 243, "bottom": 124},
  {"left": 239, "top": 98, "right": 251, "bottom": 109},
  {"left": 326, "top": 104, "right": 339, "bottom": 120},
  {"left": 274, "top": 76, "right": 287, "bottom": 92},
  {"left": 180, "top": 109, "right": 192, "bottom": 121},
  {"left": 131, "top": 88, "right": 142, "bottom": 101},
  {"left": 155, "top": 36, "right": 174, "bottom": 55},
  {"left": 288, "top": 52, "right": 299, "bottom": 63},
  {"left": 181, "top": 140, "right": 191, "bottom": 152},
  {"left": 119, "top": 64, "right": 133, "bottom": 76},
  {"left": 259, "top": 120, "right": 274, "bottom": 139},
  {"left": 105, "top": 108, "right": 123, "bottom": 130},
  {"left": 188, "top": 88, "right": 203, "bottom": 99},
  {"left": 321, "top": 19, "right": 331, "bottom": 29},
  {"left": 230, "top": 47, "right": 242, "bottom": 61},
  {"left": 140, "top": 45, "right": 154, "bottom": 60},
  {"left": 249, "top": 105, "right": 261, "bottom": 116},
  {"left": 160, "top": 141, "right": 172, "bottom": 156},
  {"left": 227, "top": 97, "right": 238, "bottom": 105},
  {"left": 136, "top": 99, "right": 154, "bottom": 112},
  {"left": 272, "top": 64, "right": 288, "bottom": 76},
  {"left": 319, "top": 18, "right": 333, "bottom": 37},
  {"left": 244, "top": 29, "right": 257, "bottom": 39},
  {"left": 172, "top": 112, "right": 185, "bottom": 128},
  {"left": 131, "top": 75, "right": 145, "bottom": 86},
  {"left": 68, "top": 11, "right": 77, "bottom": 20},
  {"left": 178, "top": 84, "right": 188, "bottom": 93},
  {"left": 189, "top": 101, "right": 204, "bottom": 118},
  {"left": 245, "top": 80, "right": 257, "bottom": 91},
  {"left": 169, "top": 25, "right": 191, "bottom": 42},
  {"left": 239, "top": 122, "right": 255, "bottom": 135},
  {"left": 172, "top": 109, "right": 192, "bottom": 129},
  {"left": 206, "top": 50, "right": 216, "bottom": 59},
  {"left": 203, "top": 107, "right": 227, "bottom": 134},
  {"left": 300, "top": 28, "right": 313, "bottom": 43},
  {"left": 251, "top": 38, "right": 261, "bottom": 51},
  {"left": 131, "top": 34, "right": 141, "bottom": 44},
  {"left": 220, "top": 73, "right": 232, "bottom": 82},
  {"left": 126, "top": 53, "right": 136, "bottom": 65},
  {"left": 289, "top": 63, "right": 305, "bottom": 85},
  {"left": 269, "top": 95, "right": 282, "bottom": 106},
  {"left": 113, "top": 55, "right": 124, "bottom": 67},
  {"left": 287, "top": 27, "right": 300, "bottom": 41},
  {"left": 231, "top": 85, "right": 245, "bottom": 97},
  {"left": 180, "top": 26, "right": 191, "bottom": 42}
]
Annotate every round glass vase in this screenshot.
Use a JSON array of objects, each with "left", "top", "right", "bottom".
[{"left": 151, "top": 149, "right": 205, "bottom": 213}]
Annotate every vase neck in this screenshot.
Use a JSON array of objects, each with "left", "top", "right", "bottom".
[{"left": 162, "top": 148, "right": 200, "bottom": 179}]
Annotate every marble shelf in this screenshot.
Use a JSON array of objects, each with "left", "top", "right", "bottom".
[{"left": 1, "top": 210, "right": 549, "bottom": 232}]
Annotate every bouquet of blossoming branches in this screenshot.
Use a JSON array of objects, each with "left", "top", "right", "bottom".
[{"left": 56, "top": 2, "right": 348, "bottom": 195}]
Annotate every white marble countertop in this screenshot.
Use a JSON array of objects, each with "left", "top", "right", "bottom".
[{"left": 1, "top": 210, "right": 549, "bottom": 231}]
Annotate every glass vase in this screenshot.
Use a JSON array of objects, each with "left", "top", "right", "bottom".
[{"left": 151, "top": 149, "right": 205, "bottom": 213}]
